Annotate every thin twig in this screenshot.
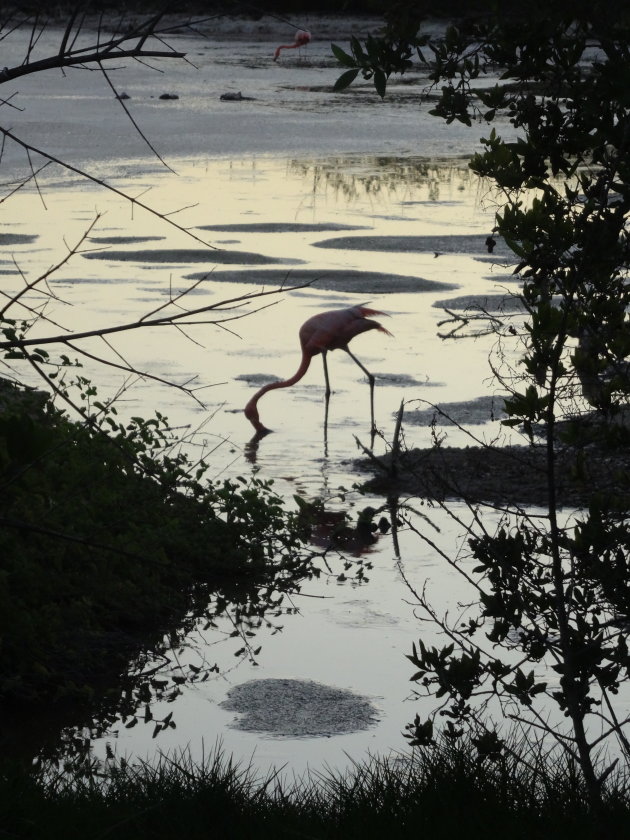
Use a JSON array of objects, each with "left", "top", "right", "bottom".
[
  {"left": 0, "top": 126, "right": 213, "bottom": 247},
  {"left": 98, "top": 60, "right": 175, "bottom": 172},
  {"left": 0, "top": 284, "right": 312, "bottom": 350}
]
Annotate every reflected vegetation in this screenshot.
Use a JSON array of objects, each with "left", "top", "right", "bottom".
[
  {"left": 47, "top": 575, "right": 310, "bottom": 763},
  {"left": 24, "top": 509, "right": 376, "bottom": 767},
  {"left": 294, "top": 495, "right": 391, "bottom": 562},
  {"left": 288, "top": 155, "right": 476, "bottom": 203}
]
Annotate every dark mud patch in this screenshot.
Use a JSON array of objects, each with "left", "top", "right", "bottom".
[
  {"left": 88, "top": 235, "right": 164, "bottom": 244},
  {"left": 402, "top": 200, "right": 463, "bottom": 207},
  {"left": 235, "top": 372, "right": 282, "bottom": 385},
  {"left": 83, "top": 249, "right": 301, "bottom": 266},
  {"left": 185, "top": 268, "right": 457, "bottom": 294},
  {"left": 378, "top": 372, "right": 440, "bottom": 387},
  {"left": 54, "top": 276, "right": 150, "bottom": 285},
  {"left": 475, "top": 254, "right": 517, "bottom": 264},
  {"left": 490, "top": 279, "right": 524, "bottom": 289},
  {"left": 312, "top": 234, "right": 510, "bottom": 257},
  {"left": 0, "top": 233, "right": 37, "bottom": 245},
  {"left": 221, "top": 678, "right": 378, "bottom": 737},
  {"left": 433, "top": 294, "right": 525, "bottom": 313},
  {"left": 360, "top": 442, "right": 630, "bottom": 508},
  {"left": 405, "top": 395, "right": 508, "bottom": 426},
  {"left": 279, "top": 81, "right": 425, "bottom": 93},
  {"left": 197, "top": 222, "right": 369, "bottom": 233}
]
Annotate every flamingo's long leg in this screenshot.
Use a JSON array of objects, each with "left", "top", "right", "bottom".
[
  {"left": 345, "top": 347, "right": 376, "bottom": 441},
  {"left": 322, "top": 350, "right": 330, "bottom": 444},
  {"left": 322, "top": 349, "right": 331, "bottom": 401}
]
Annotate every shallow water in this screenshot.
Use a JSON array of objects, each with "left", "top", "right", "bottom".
[
  {"left": 5, "top": 152, "right": 519, "bottom": 776},
  {"left": 1, "top": 18, "right": 581, "bottom": 777}
]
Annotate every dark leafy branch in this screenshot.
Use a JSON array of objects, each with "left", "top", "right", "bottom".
[{"left": 340, "top": 0, "right": 630, "bottom": 805}]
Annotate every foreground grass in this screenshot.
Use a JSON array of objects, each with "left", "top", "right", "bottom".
[{"left": 2, "top": 739, "right": 629, "bottom": 839}]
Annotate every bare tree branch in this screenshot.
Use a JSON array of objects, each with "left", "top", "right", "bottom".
[
  {"left": 0, "top": 126, "right": 215, "bottom": 247},
  {"left": 97, "top": 60, "right": 175, "bottom": 172},
  {"left": 0, "top": 283, "right": 311, "bottom": 351},
  {"left": 0, "top": 215, "right": 100, "bottom": 319},
  {"left": 0, "top": 11, "right": 186, "bottom": 83}
]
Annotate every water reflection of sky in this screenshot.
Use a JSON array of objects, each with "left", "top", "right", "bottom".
[
  {"left": 2, "top": 18, "right": 626, "bottom": 781},
  {"left": 3, "top": 152, "right": 531, "bottom": 776}
]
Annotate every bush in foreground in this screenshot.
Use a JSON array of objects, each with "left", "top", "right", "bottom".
[{"left": 0, "top": 380, "right": 310, "bottom": 709}]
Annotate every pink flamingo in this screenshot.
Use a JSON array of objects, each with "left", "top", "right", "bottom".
[
  {"left": 273, "top": 29, "right": 311, "bottom": 62},
  {"left": 244, "top": 304, "right": 391, "bottom": 437}
]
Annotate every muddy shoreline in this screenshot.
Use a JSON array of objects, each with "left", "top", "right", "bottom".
[{"left": 359, "top": 442, "right": 630, "bottom": 509}]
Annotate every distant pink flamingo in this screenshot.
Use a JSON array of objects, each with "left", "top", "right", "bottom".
[
  {"left": 244, "top": 304, "right": 391, "bottom": 437},
  {"left": 273, "top": 29, "right": 312, "bottom": 62}
]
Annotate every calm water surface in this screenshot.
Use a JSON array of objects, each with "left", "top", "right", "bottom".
[
  {"left": 6, "top": 154, "right": 521, "bottom": 775},
  {"left": 1, "top": 22, "right": 543, "bottom": 775}
]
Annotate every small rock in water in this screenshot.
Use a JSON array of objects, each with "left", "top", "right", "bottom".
[
  {"left": 159, "top": 93, "right": 179, "bottom": 100},
  {"left": 220, "top": 91, "right": 255, "bottom": 101}
]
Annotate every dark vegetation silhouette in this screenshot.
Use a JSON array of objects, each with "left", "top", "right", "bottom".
[{"left": 334, "top": 0, "right": 630, "bottom": 808}]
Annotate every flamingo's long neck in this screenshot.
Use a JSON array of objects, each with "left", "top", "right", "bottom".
[
  {"left": 244, "top": 351, "right": 312, "bottom": 433},
  {"left": 274, "top": 43, "right": 297, "bottom": 60}
]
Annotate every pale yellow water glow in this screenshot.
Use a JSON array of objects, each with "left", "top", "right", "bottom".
[{"left": 0, "top": 18, "right": 565, "bottom": 775}]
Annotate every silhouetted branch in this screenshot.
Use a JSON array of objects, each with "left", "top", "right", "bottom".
[
  {"left": 97, "top": 60, "right": 176, "bottom": 172},
  {"left": 1, "top": 282, "right": 312, "bottom": 352},
  {"left": 0, "top": 215, "right": 99, "bottom": 320},
  {"left": 0, "top": 126, "right": 214, "bottom": 246},
  {"left": 0, "top": 8, "right": 216, "bottom": 181},
  {"left": 0, "top": 10, "right": 185, "bottom": 83},
  {"left": 1, "top": 214, "right": 312, "bottom": 410},
  {"left": 436, "top": 305, "right": 513, "bottom": 339}
]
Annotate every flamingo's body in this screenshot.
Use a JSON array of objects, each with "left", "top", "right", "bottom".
[
  {"left": 273, "top": 29, "right": 311, "bottom": 61},
  {"left": 244, "top": 305, "right": 391, "bottom": 437}
]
